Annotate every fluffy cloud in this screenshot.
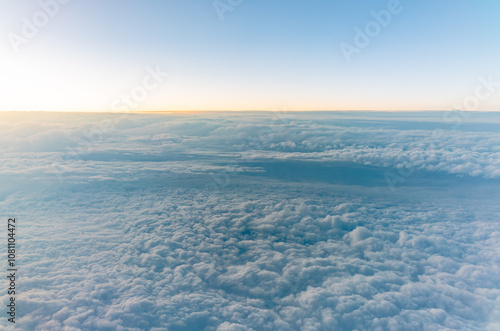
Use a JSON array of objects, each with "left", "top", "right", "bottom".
[{"left": 0, "top": 111, "right": 499, "bottom": 330}]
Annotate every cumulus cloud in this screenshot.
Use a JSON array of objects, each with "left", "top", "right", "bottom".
[{"left": 0, "top": 111, "right": 499, "bottom": 330}]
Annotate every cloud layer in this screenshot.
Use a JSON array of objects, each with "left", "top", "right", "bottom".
[{"left": 0, "top": 111, "right": 499, "bottom": 330}]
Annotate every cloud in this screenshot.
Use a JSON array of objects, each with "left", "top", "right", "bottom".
[{"left": 0, "top": 111, "right": 499, "bottom": 330}]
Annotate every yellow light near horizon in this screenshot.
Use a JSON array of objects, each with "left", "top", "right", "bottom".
[{"left": 1, "top": 50, "right": 498, "bottom": 112}]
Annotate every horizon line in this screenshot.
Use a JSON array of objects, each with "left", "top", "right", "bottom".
[{"left": 1, "top": 109, "right": 497, "bottom": 114}]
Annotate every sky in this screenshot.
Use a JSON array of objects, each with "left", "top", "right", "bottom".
[{"left": 0, "top": 0, "right": 499, "bottom": 112}]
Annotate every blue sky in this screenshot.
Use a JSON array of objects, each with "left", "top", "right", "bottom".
[{"left": 1, "top": 0, "right": 499, "bottom": 111}]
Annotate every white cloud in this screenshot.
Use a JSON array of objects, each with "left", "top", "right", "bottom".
[{"left": 0, "top": 112, "right": 499, "bottom": 330}]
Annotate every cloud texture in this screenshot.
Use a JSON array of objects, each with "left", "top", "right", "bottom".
[{"left": 0, "top": 111, "right": 499, "bottom": 330}]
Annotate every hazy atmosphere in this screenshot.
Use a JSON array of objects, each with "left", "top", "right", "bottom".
[
  {"left": 1, "top": 1, "right": 499, "bottom": 331},
  {"left": 1, "top": 0, "right": 499, "bottom": 111}
]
